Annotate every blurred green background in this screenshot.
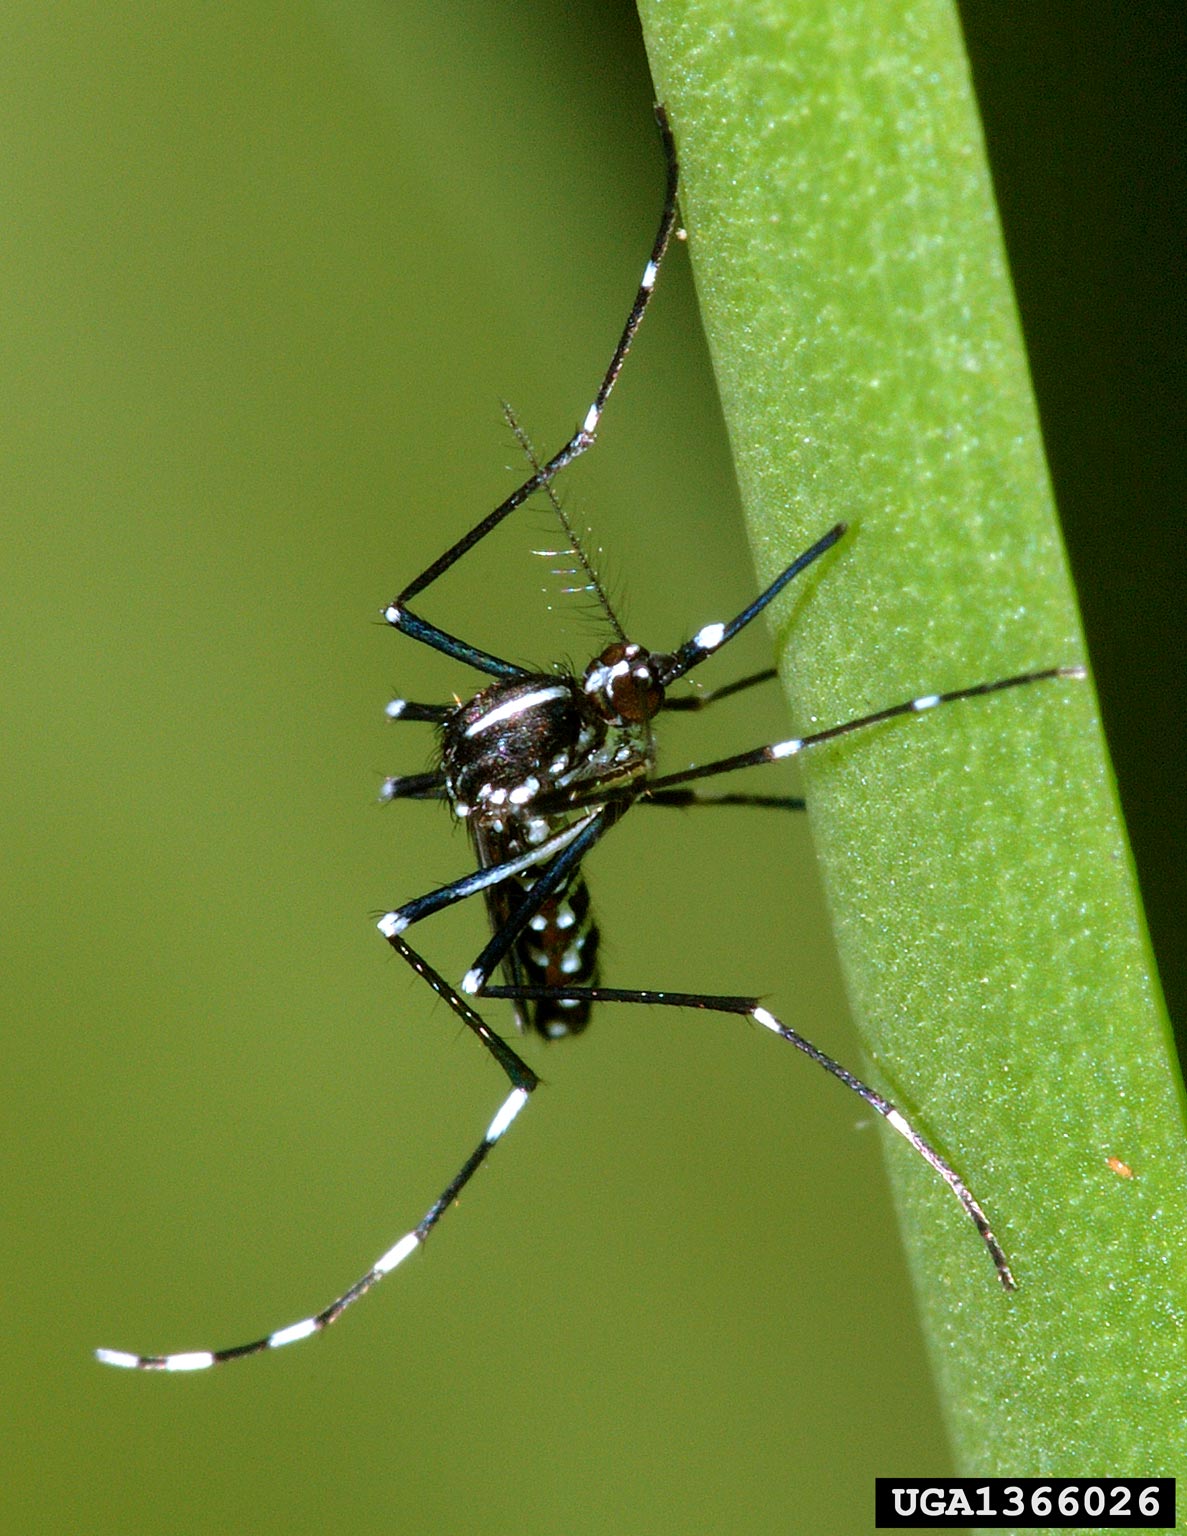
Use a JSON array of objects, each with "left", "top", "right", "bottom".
[{"left": 1, "top": 4, "right": 1180, "bottom": 1534}]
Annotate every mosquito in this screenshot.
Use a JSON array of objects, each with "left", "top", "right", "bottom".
[{"left": 97, "top": 106, "right": 1084, "bottom": 1372}]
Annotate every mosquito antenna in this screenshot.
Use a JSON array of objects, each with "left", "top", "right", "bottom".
[{"left": 502, "top": 401, "right": 627, "bottom": 643}]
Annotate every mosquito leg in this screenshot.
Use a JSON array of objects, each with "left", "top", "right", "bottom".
[
  {"left": 458, "top": 809, "right": 616, "bottom": 997},
  {"left": 384, "top": 698, "right": 455, "bottom": 724},
  {"left": 643, "top": 788, "right": 806, "bottom": 811},
  {"left": 648, "top": 666, "right": 1087, "bottom": 795},
  {"left": 96, "top": 941, "right": 537, "bottom": 1371},
  {"left": 380, "top": 699, "right": 453, "bottom": 802},
  {"left": 661, "top": 668, "right": 778, "bottom": 711},
  {"left": 384, "top": 107, "right": 681, "bottom": 678},
  {"left": 656, "top": 523, "right": 847, "bottom": 687},
  {"left": 480, "top": 981, "right": 1015, "bottom": 1290},
  {"left": 379, "top": 771, "right": 448, "bottom": 804},
  {"left": 376, "top": 811, "right": 602, "bottom": 939}
]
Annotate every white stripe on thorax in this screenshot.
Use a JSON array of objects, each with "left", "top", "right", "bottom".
[{"left": 464, "top": 685, "right": 570, "bottom": 738}]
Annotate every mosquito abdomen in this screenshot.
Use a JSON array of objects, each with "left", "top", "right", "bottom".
[{"left": 517, "top": 877, "right": 600, "bottom": 1038}]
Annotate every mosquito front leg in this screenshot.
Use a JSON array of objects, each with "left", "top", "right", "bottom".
[{"left": 655, "top": 523, "right": 847, "bottom": 687}]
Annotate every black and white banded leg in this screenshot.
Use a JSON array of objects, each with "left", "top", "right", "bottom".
[
  {"left": 96, "top": 938, "right": 537, "bottom": 1371},
  {"left": 647, "top": 665, "right": 1088, "bottom": 796},
  {"left": 380, "top": 104, "right": 680, "bottom": 680},
  {"left": 434, "top": 631, "right": 1086, "bottom": 1290},
  {"left": 482, "top": 982, "right": 1016, "bottom": 1288},
  {"left": 643, "top": 662, "right": 1088, "bottom": 805},
  {"left": 95, "top": 82, "right": 1090, "bottom": 1374}
]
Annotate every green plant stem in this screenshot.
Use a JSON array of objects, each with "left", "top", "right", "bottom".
[{"left": 638, "top": 0, "right": 1186, "bottom": 1476}]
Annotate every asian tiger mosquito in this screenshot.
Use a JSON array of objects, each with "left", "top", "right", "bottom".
[{"left": 98, "top": 106, "right": 1085, "bottom": 1371}]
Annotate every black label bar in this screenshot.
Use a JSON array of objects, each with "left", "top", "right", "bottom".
[{"left": 875, "top": 1478, "right": 1174, "bottom": 1529}]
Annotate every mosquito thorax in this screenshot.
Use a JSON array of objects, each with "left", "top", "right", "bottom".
[
  {"left": 439, "top": 675, "right": 605, "bottom": 819},
  {"left": 582, "top": 641, "right": 666, "bottom": 725}
]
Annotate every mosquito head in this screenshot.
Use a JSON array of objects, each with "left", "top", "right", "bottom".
[{"left": 582, "top": 641, "right": 666, "bottom": 725}]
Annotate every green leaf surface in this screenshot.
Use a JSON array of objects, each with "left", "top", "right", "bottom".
[{"left": 639, "top": 0, "right": 1186, "bottom": 1477}]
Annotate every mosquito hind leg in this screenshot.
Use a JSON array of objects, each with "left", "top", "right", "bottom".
[
  {"left": 480, "top": 980, "right": 1016, "bottom": 1290},
  {"left": 97, "top": 940, "right": 537, "bottom": 1371}
]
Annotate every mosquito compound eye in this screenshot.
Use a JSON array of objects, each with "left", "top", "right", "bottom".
[
  {"left": 613, "top": 663, "right": 664, "bottom": 723},
  {"left": 583, "top": 642, "right": 664, "bottom": 722}
]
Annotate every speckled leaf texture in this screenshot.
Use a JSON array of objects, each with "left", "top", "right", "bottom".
[{"left": 639, "top": 0, "right": 1185, "bottom": 1477}]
